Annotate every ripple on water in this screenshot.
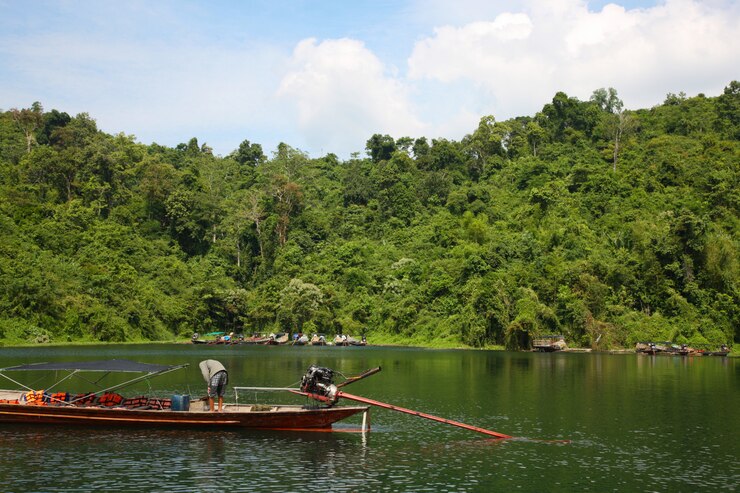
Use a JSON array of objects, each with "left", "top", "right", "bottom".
[{"left": 0, "top": 347, "right": 736, "bottom": 492}]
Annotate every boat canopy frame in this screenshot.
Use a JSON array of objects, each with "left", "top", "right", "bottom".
[{"left": 0, "top": 359, "right": 188, "bottom": 405}]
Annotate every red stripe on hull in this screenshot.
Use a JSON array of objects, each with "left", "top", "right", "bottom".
[{"left": 0, "top": 403, "right": 367, "bottom": 429}]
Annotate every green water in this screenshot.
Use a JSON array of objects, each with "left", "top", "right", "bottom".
[{"left": 0, "top": 344, "right": 737, "bottom": 492}]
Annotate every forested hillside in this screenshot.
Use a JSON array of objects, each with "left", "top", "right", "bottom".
[{"left": 1, "top": 84, "right": 737, "bottom": 349}]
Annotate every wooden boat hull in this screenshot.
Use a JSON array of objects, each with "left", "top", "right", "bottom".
[
  {"left": 192, "top": 340, "right": 238, "bottom": 345},
  {"left": 533, "top": 346, "right": 561, "bottom": 352},
  {"left": 705, "top": 351, "right": 729, "bottom": 357},
  {"left": 0, "top": 402, "right": 368, "bottom": 429}
]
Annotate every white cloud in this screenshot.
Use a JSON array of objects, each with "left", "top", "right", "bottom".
[
  {"left": 277, "top": 38, "right": 426, "bottom": 156},
  {"left": 2, "top": 0, "right": 737, "bottom": 159},
  {"left": 408, "top": 0, "right": 740, "bottom": 126}
]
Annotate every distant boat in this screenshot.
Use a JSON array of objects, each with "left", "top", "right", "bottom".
[
  {"left": 532, "top": 335, "right": 567, "bottom": 352},
  {"left": 242, "top": 333, "right": 273, "bottom": 345},
  {"left": 705, "top": 345, "right": 731, "bottom": 357},
  {"left": 191, "top": 332, "right": 238, "bottom": 345},
  {"left": 268, "top": 333, "right": 290, "bottom": 345},
  {"left": 635, "top": 342, "right": 670, "bottom": 355},
  {"left": 334, "top": 335, "right": 367, "bottom": 346},
  {"left": 292, "top": 333, "right": 310, "bottom": 345},
  {"left": 310, "top": 334, "right": 329, "bottom": 346},
  {"left": 636, "top": 342, "right": 729, "bottom": 357},
  {"left": 675, "top": 344, "right": 698, "bottom": 356}
]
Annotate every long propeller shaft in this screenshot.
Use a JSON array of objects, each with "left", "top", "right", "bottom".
[{"left": 337, "top": 391, "right": 512, "bottom": 439}]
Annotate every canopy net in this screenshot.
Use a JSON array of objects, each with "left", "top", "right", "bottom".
[{"left": 0, "top": 359, "right": 184, "bottom": 373}]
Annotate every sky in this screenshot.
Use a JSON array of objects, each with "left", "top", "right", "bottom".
[{"left": 1, "top": 0, "right": 738, "bottom": 158}]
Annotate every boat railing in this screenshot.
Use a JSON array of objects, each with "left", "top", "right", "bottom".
[
  {"left": 231, "top": 386, "right": 371, "bottom": 432},
  {"left": 232, "top": 386, "right": 299, "bottom": 409},
  {"left": 533, "top": 334, "right": 564, "bottom": 342}
]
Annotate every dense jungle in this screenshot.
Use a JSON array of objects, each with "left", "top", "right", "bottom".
[{"left": 1, "top": 83, "right": 737, "bottom": 349}]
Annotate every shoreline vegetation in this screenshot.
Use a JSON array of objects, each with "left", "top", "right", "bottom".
[
  {"left": 1, "top": 84, "right": 738, "bottom": 351},
  {"left": 0, "top": 338, "right": 736, "bottom": 357}
]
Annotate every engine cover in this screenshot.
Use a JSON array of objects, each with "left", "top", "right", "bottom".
[{"left": 300, "top": 365, "right": 338, "bottom": 402}]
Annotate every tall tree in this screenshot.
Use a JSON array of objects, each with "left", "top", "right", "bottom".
[
  {"left": 366, "top": 134, "right": 396, "bottom": 163},
  {"left": 232, "top": 139, "right": 265, "bottom": 168},
  {"left": 270, "top": 175, "right": 303, "bottom": 246},
  {"left": 525, "top": 121, "right": 546, "bottom": 157},
  {"left": 608, "top": 110, "right": 636, "bottom": 171},
  {"left": 10, "top": 102, "right": 43, "bottom": 153},
  {"left": 590, "top": 87, "right": 623, "bottom": 114},
  {"left": 242, "top": 190, "right": 267, "bottom": 262}
]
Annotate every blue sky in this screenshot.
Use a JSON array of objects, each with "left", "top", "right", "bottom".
[{"left": 1, "top": 0, "right": 737, "bottom": 158}]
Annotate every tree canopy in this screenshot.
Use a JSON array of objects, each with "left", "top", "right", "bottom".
[{"left": 0, "top": 83, "right": 737, "bottom": 349}]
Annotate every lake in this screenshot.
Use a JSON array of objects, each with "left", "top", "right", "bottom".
[{"left": 0, "top": 344, "right": 737, "bottom": 492}]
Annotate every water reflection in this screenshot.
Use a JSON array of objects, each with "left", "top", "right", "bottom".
[{"left": 0, "top": 345, "right": 737, "bottom": 492}]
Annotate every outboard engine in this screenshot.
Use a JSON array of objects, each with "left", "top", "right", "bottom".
[{"left": 300, "top": 365, "right": 338, "bottom": 403}]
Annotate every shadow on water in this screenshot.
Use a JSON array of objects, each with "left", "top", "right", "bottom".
[{"left": 0, "top": 424, "right": 374, "bottom": 492}]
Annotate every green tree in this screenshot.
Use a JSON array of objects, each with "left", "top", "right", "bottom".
[
  {"left": 278, "top": 278, "right": 324, "bottom": 332},
  {"left": 10, "top": 102, "right": 44, "bottom": 153},
  {"left": 590, "top": 87, "right": 623, "bottom": 114},
  {"left": 365, "top": 134, "right": 396, "bottom": 163}
]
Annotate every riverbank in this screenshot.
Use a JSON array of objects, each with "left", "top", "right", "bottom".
[{"left": 1, "top": 335, "right": 736, "bottom": 357}]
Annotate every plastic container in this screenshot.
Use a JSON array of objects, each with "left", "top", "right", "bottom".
[{"left": 171, "top": 394, "right": 190, "bottom": 411}]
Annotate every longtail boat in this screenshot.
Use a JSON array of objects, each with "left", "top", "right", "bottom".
[
  {"left": 0, "top": 360, "right": 367, "bottom": 430},
  {"left": 635, "top": 342, "right": 669, "bottom": 355},
  {"left": 636, "top": 342, "right": 730, "bottom": 357},
  {"left": 268, "top": 333, "right": 290, "bottom": 345},
  {"left": 705, "top": 346, "right": 730, "bottom": 357},
  {"left": 310, "top": 334, "right": 329, "bottom": 346},
  {"left": 191, "top": 332, "right": 239, "bottom": 345},
  {"left": 701, "top": 344, "right": 731, "bottom": 357},
  {"left": 0, "top": 360, "right": 526, "bottom": 440},
  {"left": 333, "top": 335, "right": 367, "bottom": 346},
  {"left": 242, "top": 333, "right": 273, "bottom": 345}
]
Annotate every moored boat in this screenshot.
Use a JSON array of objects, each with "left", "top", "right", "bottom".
[
  {"left": 532, "top": 334, "right": 567, "bottom": 352},
  {"left": 242, "top": 333, "right": 273, "bottom": 345},
  {"left": 291, "top": 333, "right": 310, "bottom": 345},
  {"left": 191, "top": 331, "right": 239, "bottom": 345},
  {"left": 635, "top": 342, "right": 669, "bottom": 355},
  {"left": 310, "top": 334, "right": 329, "bottom": 346},
  {"left": 636, "top": 342, "right": 729, "bottom": 356},
  {"left": 333, "top": 334, "right": 367, "bottom": 346},
  {"left": 268, "top": 332, "right": 290, "bottom": 345},
  {"left": 675, "top": 344, "right": 698, "bottom": 356},
  {"left": 705, "top": 345, "right": 731, "bottom": 357}
]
